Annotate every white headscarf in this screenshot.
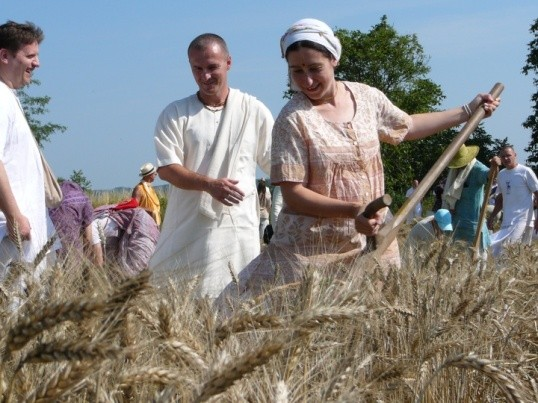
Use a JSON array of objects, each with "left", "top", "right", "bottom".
[{"left": 280, "top": 18, "right": 342, "bottom": 61}]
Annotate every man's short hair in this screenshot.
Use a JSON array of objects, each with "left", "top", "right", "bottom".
[
  {"left": 188, "top": 33, "right": 229, "bottom": 56},
  {"left": 0, "top": 20, "right": 44, "bottom": 54}
]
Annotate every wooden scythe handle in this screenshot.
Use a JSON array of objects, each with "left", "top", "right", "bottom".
[
  {"left": 362, "top": 194, "right": 393, "bottom": 218},
  {"left": 472, "top": 164, "right": 499, "bottom": 260},
  {"left": 374, "top": 82, "right": 504, "bottom": 257},
  {"left": 358, "top": 194, "right": 393, "bottom": 253}
]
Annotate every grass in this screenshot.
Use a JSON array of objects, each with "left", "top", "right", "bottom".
[{"left": 0, "top": 221, "right": 536, "bottom": 402}]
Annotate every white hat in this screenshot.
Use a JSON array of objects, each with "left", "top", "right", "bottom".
[
  {"left": 280, "top": 18, "right": 342, "bottom": 61},
  {"left": 139, "top": 162, "right": 156, "bottom": 177}
]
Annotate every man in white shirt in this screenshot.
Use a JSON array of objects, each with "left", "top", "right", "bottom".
[
  {"left": 488, "top": 146, "right": 538, "bottom": 256},
  {"left": 0, "top": 21, "right": 50, "bottom": 280},
  {"left": 150, "top": 33, "right": 272, "bottom": 298}
]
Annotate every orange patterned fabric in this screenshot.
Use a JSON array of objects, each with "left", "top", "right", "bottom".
[{"left": 269, "top": 82, "right": 410, "bottom": 260}]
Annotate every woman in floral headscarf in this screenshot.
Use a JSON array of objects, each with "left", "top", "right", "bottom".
[{"left": 218, "top": 18, "right": 500, "bottom": 302}]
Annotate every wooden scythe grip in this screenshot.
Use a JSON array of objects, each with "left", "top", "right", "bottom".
[
  {"left": 361, "top": 194, "right": 393, "bottom": 219},
  {"left": 374, "top": 82, "right": 505, "bottom": 257},
  {"left": 359, "top": 194, "right": 392, "bottom": 252}
]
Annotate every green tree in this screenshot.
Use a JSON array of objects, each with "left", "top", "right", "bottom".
[
  {"left": 17, "top": 79, "right": 66, "bottom": 147},
  {"left": 69, "top": 169, "right": 92, "bottom": 192},
  {"left": 335, "top": 15, "right": 444, "bottom": 113},
  {"left": 522, "top": 18, "right": 538, "bottom": 174}
]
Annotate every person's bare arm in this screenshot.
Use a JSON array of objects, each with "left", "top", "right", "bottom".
[
  {"left": 0, "top": 161, "right": 31, "bottom": 241},
  {"left": 131, "top": 184, "right": 142, "bottom": 201},
  {"left": 280, "top": 182, "right": 382, "bottom": 236},
  {"left": 82, "top": 223, "right": 99, "bottom": 265},
  {"left": 405, "top": 93, "right": 500, "bottom": 141},
  {"left": 158, "top": 164, "right": 245, "bottom": 206}
]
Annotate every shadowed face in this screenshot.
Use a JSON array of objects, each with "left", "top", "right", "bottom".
[{"left": 499, "top": 147, "right": 517, "bottom": 170}]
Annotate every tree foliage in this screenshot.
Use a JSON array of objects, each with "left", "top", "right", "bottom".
[
  {"left": 335, "top": 16, "right": 444, "bottom": 113},
  {"left": 17, "top": 79, "right": 66, "bottom": 148},
  {"left": 69, "top": 169, "right": 92, "bottom": 192},
  {"left": 522, "top": 18, "right": 538, "bottom": 174}
]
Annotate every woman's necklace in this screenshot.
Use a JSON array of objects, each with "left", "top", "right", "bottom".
[{"left": 197, "top": 91, "right": 227, "bottom": 112}]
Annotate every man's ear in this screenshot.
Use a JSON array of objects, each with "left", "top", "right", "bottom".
[{"left": 0, "top": 48, "right": 10, "bottom": 64}]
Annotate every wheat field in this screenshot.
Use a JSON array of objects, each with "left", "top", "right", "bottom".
[{"left": 0, "top": 229, "right": 537, "bottom": 402}]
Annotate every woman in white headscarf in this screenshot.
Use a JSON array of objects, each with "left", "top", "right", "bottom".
[{"left": 218, "top": 18, "right": 500, "bottom": 302}]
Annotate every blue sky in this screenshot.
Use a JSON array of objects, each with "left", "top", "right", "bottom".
[{"left": 3, "top": 0, "right": 538, "bottom": 190}]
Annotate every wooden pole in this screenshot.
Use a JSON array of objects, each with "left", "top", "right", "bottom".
[{"left": 374, "top": 82, "right": 504, "bottom": 257}]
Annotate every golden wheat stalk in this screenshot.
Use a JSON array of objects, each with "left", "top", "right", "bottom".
[
  {"left": 292, "top": 306, "right": 367, "bottom": 330},
  {"left": 416, "top": 352, "right": 532, "bottom": 403},
  {"left": 158, "top": 301, "right": 173, "bottom": 339},
  {"left": 323, "top": 364, "right": 352, "bottom": 401},
  {"left": 132, "top": 305, "right": 160, "bottom": 333},
  {"left": 32, "top": 235, "right": 56, "bottom": 269},
  {"left": 4, "top": 298, "right": 106, "bottom": 354},
  {"left": 18, "top": 339, "right": 120, "bottom": 367},
  {"left": 194, "top": 339, "right": 285, "bottom": 403},
  {"left": 104, "top": 270, "right": 151, "bottom": 309},
  {"left": 23, "top": 360, "right": 98, "bottom": 403},
  {"left": 215, "top": 313, "right": 286, "bottom": 343},
  {"left": 164, "top": 340, "right": 208, "bottom": 372},
  {"left": 119, "top": 366, "right": 186, "bottom": 388}
]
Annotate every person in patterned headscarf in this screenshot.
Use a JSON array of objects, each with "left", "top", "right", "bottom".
[{"left": 217, "top": 18, "right": 501, "bottom": 303}]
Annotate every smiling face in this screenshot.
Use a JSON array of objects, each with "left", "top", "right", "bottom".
[
  {"left": 0, "top": 41, "right": 40, "bottom": 89},
  {"left": 188, "top": 42, "right": 231, "bottom": 104},
  {"left": 286, "top": 46, "right": 338, "bottom": 104}
]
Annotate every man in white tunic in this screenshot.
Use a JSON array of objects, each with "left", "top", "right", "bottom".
[
  {"left": 488, "top": 146, "right": 538, "bottom": 257},
  {"left": 0, "top": 21, "right": 49, "bottom": 281},
  {"left": 150, "top": 33, "right": 272, "bottom": 298}
]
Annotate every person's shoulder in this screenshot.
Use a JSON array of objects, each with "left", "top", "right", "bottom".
[
  {"left": 275, "top": 92, "right": 310, "bottom": 121},
  {"left": 159, "top": 94, "right": 197, "bottom": 115},
  {"left": 343, "top": 81, "right": 381, "bottom": 95},
  {"left": 230, "top": 88, "right": 273, "bottom": 116},
  {"left": 0, "top": 83, "right": 15, "bottom": 107},
  {"left": 519, "top": 164, "right": 535, "bottom": 173},
  {"left": 473, "top": 159, "right": 489, "bottom": 171}
]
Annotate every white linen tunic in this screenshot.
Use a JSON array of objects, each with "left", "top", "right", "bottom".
[
  {"left": 150, "top": 89, "right": 272, "bottom": 298},
  {"left": 0, "top": 82, "right": 48, "bottom": 277},
  {"left": 491, "top": 163, "right": 538, "bottom": 256}
]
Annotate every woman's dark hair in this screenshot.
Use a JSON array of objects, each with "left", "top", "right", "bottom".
[{"left": 285, "top": 40, "right": 334, "bottom": 61}]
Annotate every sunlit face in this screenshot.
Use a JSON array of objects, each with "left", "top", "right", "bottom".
[
  {"left": 286, "top": 47, "right": 337, "bottom": 104},
  {"left": 499, "top": 147, "right": 517, "bottom": 169},
  {"left": 188, "top": 43, "right": 231, "bottom": 100},
  {"left": 0, "top": 41, "right": 40, "bottom": 89}
]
